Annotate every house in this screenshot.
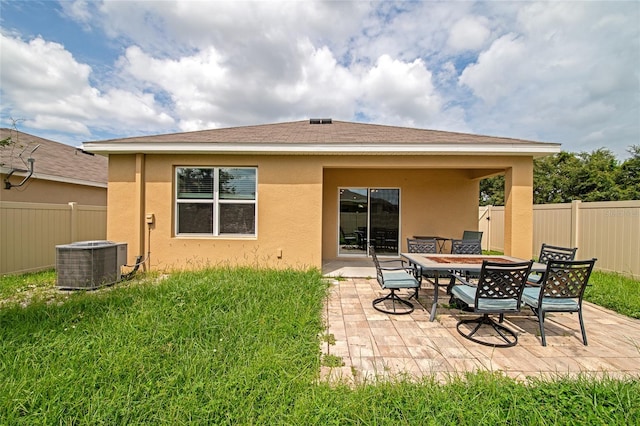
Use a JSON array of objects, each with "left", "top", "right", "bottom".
[
  {"left": 83, "top": 119, "right": 560, "bottom": 271},
  {"left": 1, "top": 128, "right": 107, "bottom": 205},
  {"left": 1, "top": 129, "right": 109, "bottom": 275}
]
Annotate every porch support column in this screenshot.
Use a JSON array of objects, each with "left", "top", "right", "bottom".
[{"left": 503, "top": 159, "right": 533, "bottom": 259}]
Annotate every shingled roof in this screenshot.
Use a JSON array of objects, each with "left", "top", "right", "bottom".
[
  {"left": 1, "top": 129, "right": 107, "bottom": 187},
  {"left": 83, "top": 120, "right": 560, "bottom": 156}
]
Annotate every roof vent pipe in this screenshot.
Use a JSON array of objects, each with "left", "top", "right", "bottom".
[{"left": 309, "top": 118, "right": 332, "bottom": 124}]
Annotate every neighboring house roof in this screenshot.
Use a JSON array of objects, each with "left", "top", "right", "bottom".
[
  {"left": 0, "top": 128, "right": 107, "bottom": 188},
  {"left": 83, "top": 120, "right": 561, "bottom": 157}
]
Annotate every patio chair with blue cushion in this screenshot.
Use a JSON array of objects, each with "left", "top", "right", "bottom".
[
  {"left": 450, "top": 260, "right": 533, "bottom": 347},
  {"left": 527, "top": 243, "right": 578, "bottom": 285},
  {"left": 370, "top": 245, "right": 421, "bottom": 315},
  {"left": 407, "top": 238, "right": 444, "bottom": 320},
  {"left": 522, "top": 258, "right": 596, "bottom": 346}
]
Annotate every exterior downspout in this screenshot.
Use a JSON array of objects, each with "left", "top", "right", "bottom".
[{"left": 135, "top": 153, "right": 146, "bottom": 271}]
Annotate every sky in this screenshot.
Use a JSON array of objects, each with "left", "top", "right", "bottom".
[{"left": 1, "top": 1, "right": 639, "bottom": 159}]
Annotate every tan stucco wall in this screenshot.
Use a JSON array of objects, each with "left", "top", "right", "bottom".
[
  {"left": 0, "top": 174, "right": 106, "bottom": 205},
  {"left": 322, "top": 168, "right": 479, "bottom": 259},
  {"left": 107, "top": 154, "right": 324, "bottom": 270},
  {"left": 106, "top": 153, "right": 535, "bottom": 271}
]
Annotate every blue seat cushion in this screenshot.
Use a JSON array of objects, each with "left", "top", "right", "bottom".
[
  {"left": 527, "top": 273, "right": 542, "bottom": 284},
  {"left": 521, "top": 287, "right": 579, "bottom": 311},
  {"left": 380, "top": 271, "right": 419, "bottom": 289},
  {"left": 451, "top": 285, "right": 518, "bottom": 311}
]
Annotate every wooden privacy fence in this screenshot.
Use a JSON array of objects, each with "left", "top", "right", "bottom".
[
  {"left": 480, "top": 200, "right": 640, "bottom": 279},
  {"left": 2, "top": 200, "right": 637, "bottom": 277},
  {"left": 0, "top": 201, "right": 107, "bottom": 275}
]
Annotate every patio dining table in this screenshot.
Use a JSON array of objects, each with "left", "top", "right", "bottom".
[{"left": 401, "top": 253, "right": 547, "bottom": 321}]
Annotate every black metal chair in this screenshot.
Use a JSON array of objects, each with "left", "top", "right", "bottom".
[
  {"left": 451, "top": 239, "right": 482, "bottom": 255},
  {"left": 406, "top": 238, "right": 443, "bottom": 320},
  {"left": 356, "top": 227, "right": 367, "bottom": 250},
  {"left": 522, "top": 258, "right": 596, "bottom": 346},
  {"left": 384, "top": 229, "right": 398, "bottom": 252},
  {"left": 448, "top": 239, "right": 483, "bottom": 290},
  {"left": 407, "top": 238, "right": 438, "bottom": 254},
  {"left": 527, "top": 243, "right": 578, "bottom": 285},
  {"left": 370, "top": 245, "right": 421, "bottom": 315},
  {"left": 340, "top": 227, "right": 358, "bottom": 249},
  {"left": 450, "top": 260, "right": 532, "bottom": 347},
  {"left": 462, "top": 230, "right": 483, "bottom": 242}
]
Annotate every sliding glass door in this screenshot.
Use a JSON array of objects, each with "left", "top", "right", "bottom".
[
  {"left": 338, "top": 188, "right": 400, "bottom": 256},
  {"left": 369, "top": 188, "right": 400, "bottom": 255},
  {"left": 339, "top": 188, "right": 368, "bottom": 255}
]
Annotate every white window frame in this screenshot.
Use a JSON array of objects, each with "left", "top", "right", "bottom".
[{"left": 175, "top": 166, "right": 257, "bottom": 237}]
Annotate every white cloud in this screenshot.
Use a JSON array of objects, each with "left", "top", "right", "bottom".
[
  {"left": 458, "top": 33, "right": 526, "bottom": 105},
  {"left": 1, "top": 35, "right": 92, "bottom": 101},
  {"left": 0, "top": 33, "right": 173, "bottom": 137},
  {"left": 1, "top": 1, "right": 638, "bottom": 158},
  {"left": 361, "top": 55, "right": 441, "bottom": 125},
  {"left": 28, "top": 115, "right": 91, "bottom": 135},
  {"left": 61, "top": 0, "right": 93, "bottom": 26},
  {"left": 447, "top": 16, "right": 491, "bottom": 52},
  {"left": 117, "top": 38, "right": 362, "bottom": 130},
  {"left": 456, "top": 1, "right": 639, "bottom": 155}
]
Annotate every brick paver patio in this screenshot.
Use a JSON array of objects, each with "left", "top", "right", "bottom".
[{"left": 320, "top": 277, "right": 640, "bottom": 384}]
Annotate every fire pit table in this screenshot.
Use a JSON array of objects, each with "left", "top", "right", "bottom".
[{"left": 401, "top": 253, "right": 546, "bottom": 321}]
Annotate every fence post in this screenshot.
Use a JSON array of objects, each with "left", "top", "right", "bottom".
[
  {"left": 69, "top": 202, "right": 78, "bottom": 242},
  {"left": 571, "top": 200, "right": 581, "bottom": 251},
  {"left": 486, "top": 205, "right": 492, "bottom": 252}
]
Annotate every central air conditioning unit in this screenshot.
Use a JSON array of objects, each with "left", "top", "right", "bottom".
[{"left": 56, "top": 241, "right": 128, "bottom": 290}]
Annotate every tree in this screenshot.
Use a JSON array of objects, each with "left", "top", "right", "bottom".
[
  {"left": 533, "top": 151, "right": 583, "bottom": 204},
  {"left": 617, "top": 145, "right": 640, "bottom": 200},
  {"left": 574, "top": 149, "right": 622, "bottom": 201},
  {"left": 479, "top": 147, "right": 639, "bottom": 206},
  {"left": 479, "top": 175, "right": 504, "bottom": 206},
  {"left": 0, "top": 136, "right": 12, "bottom": 147},
  {"left": 0, "top": 119, "right": 24, "bottom": 168}
]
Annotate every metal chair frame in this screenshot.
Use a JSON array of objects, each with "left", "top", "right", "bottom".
[
  {"left": 528, "top": 243, "right": 578, "bottom": 284},
  {"left": 407, "top": 238, "right": 438, "bottom": 254},
  {"left": 370, "top": 245, "right": 421, "bottom": 315},
  {"left": 340, "top": 227, "right": 358, "bottom": 249},
  {"left": 462, "top": 230, "right": 483, "bottom": 242},
  {"left": 451, "top": 239, "right": 482, "bottom": 255},
  {"left": 448, "top": 239, "right": 483, "bottom": 291},
  {"left": 450, "top": 260, "right": 532, "bottom": 348},
  {"left": 522, "top": 258, "right": 596, "bottom": 346},
  {"left": 407, "top": 238, "right": 444, "bottom": 319}
]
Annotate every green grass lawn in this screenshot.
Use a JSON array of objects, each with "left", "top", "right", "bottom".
[
  {"left": 1, "top": 268, "right": 639, "bottom": 424},
  {"left": 585, "top": 271, "right": 640, "bottom": 319}
]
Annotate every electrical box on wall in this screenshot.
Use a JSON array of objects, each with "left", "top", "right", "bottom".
[{"left": 145, "top": 213, "right": 155, "bottom": 225}]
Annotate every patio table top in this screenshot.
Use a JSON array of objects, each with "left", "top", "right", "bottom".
[{"left": 401, "top": 253, "right": 547, "bottom": 272}]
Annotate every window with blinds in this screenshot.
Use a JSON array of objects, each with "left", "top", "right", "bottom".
[{"left": 176, "top": 167, "right": 256, "bottom": 236}]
